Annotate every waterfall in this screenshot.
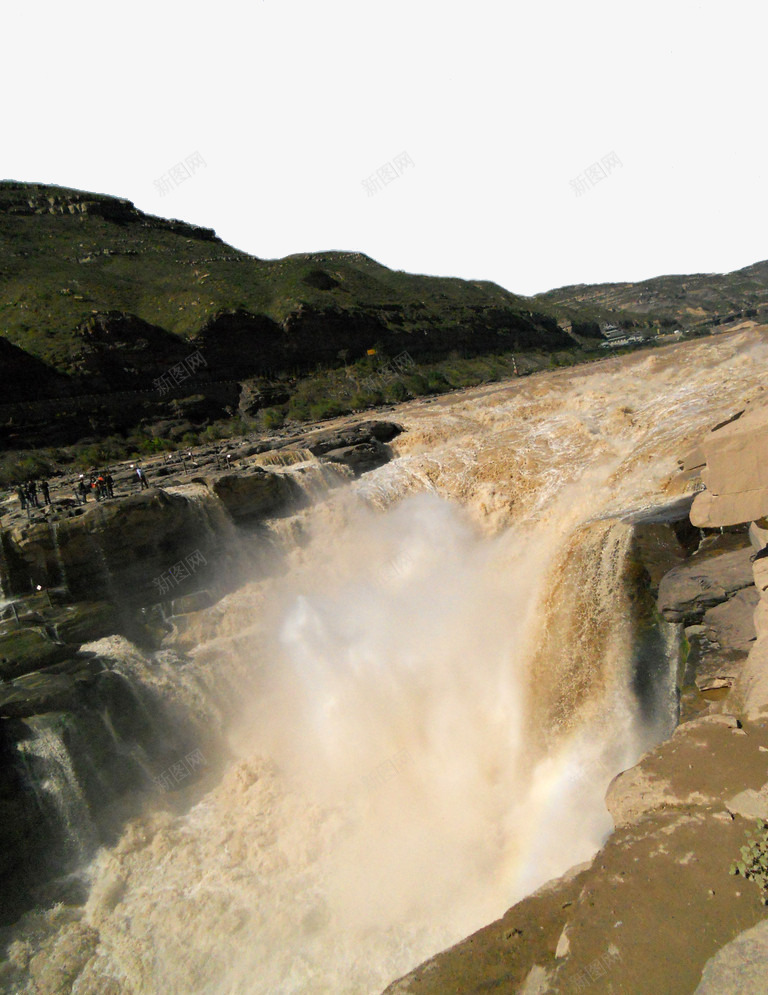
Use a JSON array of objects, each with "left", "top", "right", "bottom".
[
  {"left": 165, "top": 482, "right": 239, "bottom": 546},
  {"left": 256, "top": 447, "right": 317, "bottom": 467},
  {"left": 15, "top": 717, "right": 99, "bottom": 866},
  {"left": 50, "top": 518, "right": 71, "bottom": 594},
  {"left": 2, "top": 330, "right": 767, "bottom": 995}
]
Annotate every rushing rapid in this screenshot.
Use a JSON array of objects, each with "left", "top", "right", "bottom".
[{"left": 2, "top": 329, "right": 767, "bottom": 995}]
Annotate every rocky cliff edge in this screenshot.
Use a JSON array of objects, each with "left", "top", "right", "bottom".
[{"left": 383, "top": 396, "right": 768, "bottom": 994}]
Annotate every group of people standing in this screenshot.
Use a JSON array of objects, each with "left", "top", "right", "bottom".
[
  {"left": 16, "top": 479, "right": 50, "bottom": 510},
  {"left": 75, "top": 471, "right": 115, "bottom": 505},
  {"left": 11, "top": 464, "right": 151, "bottom": 516}
]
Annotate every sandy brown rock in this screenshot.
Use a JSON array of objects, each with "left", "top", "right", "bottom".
[
  {"left": 691, "top": 398, "right": 768, "bottom": 528},
  {"left": 728, "top": 637, "right": 768, "bottom": 720},
  {"left": 385, "top": 719, "right": 768, "bottom": 995},
  {"left": 695, "top": 919, "right": 768, "bottom": 994}
]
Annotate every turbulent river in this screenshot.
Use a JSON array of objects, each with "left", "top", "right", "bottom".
[{"left": 2, "top": 329, "right": 767, "bottom": 994}]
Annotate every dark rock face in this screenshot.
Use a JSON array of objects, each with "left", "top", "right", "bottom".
[
  {"left": 0, "top": 628, "right": 70, "bottom": 680},
  {"left": 0, "top": 337, "right": 68, "bottom": 402},
  {"left": 193, "top": 304, "right": 572, "bottom": 383},
  {"left": 195, "top": 310, "right": 286, "bottom": 379},
  {"left": 4, "top": 489, "right": 228, "bottom": 606},
  {"left": 625, "top": 520, "right": 688, "bottom": 723},
  {"left": 237, "top": 379, "right": 291, "bottom": 418},
  {"left": 302, "top": 419, "right": 402, "bottom": 455},
  {"left": 0, "top": 656, "right": 101, "bottom": 719},
  {"left": 657, "top": 541, "right": 755, "bottom": 624},
  {"left": 73, "top": 312, "right": 195, "bottom": 391},
  {"left": 0, "top": 656, "right": 214, "bottom": 926},
  {"left": 210, "top": 470, "right": 299, "bottom": 521},
  {"left": 48, "top": 601, "right": 120, "bottom": 645}
]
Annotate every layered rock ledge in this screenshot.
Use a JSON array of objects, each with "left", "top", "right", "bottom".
[{"left": 0, "top": 419, "right": 402, "bottom": 920}]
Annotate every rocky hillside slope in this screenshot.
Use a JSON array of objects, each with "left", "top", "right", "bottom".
[
  {"left": 533, "top": 260, "right": 768, "bottom": 337},
  {"left": 0, "top": 181, "right": 573, "bottom": 448}
]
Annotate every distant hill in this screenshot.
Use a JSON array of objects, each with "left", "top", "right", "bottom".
[
  {"left": 0, "top": 180, "right": 569, "bottom": 383},
  {"left": 532, "top": 262, "right": 768, "bottom": 334},
  {"left": 1, "top": 179, "right": 766, "bottom": 453},
  {"left": 0, "top": 180, "right": 581, "bottom": 449}
]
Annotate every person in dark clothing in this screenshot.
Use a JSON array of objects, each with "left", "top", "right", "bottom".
[
  {"left": 16, "top": 485, "right": 27, "bottom": 511},
  {"left": 40, "top": 480, "right": 51, "bottom": 506},
  {"left": 78, "top": 477, "right": 88, "bottom": 503},
  {"left": 27, "top": 480, "right": 38, "bottom": 508},
  {"left": 105, "top": 472, "right": 114, "bottom": 499}
]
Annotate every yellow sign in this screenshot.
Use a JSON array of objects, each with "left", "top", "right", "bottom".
[{"left": 367, "top": 348, "right": 377, "bottom": 356}]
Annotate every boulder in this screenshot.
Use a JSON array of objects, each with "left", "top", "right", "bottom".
[
  {"left": 727, "top": 637, "right": 768, "bottom": 720},
  {"left": 701, "top": 587, "right": 759, "bottom": 658},
  {"left": 0, "top": 627, "right": 70, "bottom": 681},
  {"left": 211, "top": 469, "right": 298, "bottom": 521},
  {"left": 691, "top": 398, "right": 768, "bottom": 527},
  {"left": 303, "top": 419, "right": 403, "bottom": 456},
  {"left": 0, "top": 657, "right": 100, "bottom": 719},
  {"left": 657, "top": 545, "right": 755, "bottom": 623},
  {"left": 749, "top": 519, "right": 768, "bottom": 552},
  {"left": 753, "top": 552, "right": 768, "bottom": 595},
  {"left": 49, "top": 601, "right": 120, "bottom": 645},
  {"left": 754, "top": 598, "right": 768, "bottom": 639},
  {"left": 324, "top": 440, "right": 391, "bottom": 476},
  {"left": 725, "top": 783, "right": 768, "bottom": 820},
  {"left": 695, "top": 920, "right": 768, "bottom": 994}
]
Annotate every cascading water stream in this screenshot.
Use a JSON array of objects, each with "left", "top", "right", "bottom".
[
  {"left": 2, "top": 330, "right": 767, "bottom": 995},
  {"left": 15, "top": 719, "right": 100, "bottom": 866}
]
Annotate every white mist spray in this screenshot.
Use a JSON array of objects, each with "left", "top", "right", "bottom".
[{"left": 228, "top": 490, "right": 648, "bottom": 989}]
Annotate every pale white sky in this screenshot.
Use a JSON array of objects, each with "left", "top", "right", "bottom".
[{"left": 4, "top": 0, "right": 766, "bottom": 295}]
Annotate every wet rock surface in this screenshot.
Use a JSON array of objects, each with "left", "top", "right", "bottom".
[
  {"left": 0, "top": 419, "right": 403, "bottom": 602},
  {"left": 657, "top": 536, "right": 754, "bottom": 624},
  {"left": 0, "top": 418, "right": 403, "bottom": 923}
]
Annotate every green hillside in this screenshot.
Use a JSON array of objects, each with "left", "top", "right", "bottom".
[
  {"left": 532, "top": 262, "right": 768, "bottom": 334},
  {"left": 1, "top": 179, "right": 765, "bottom": 464},
  {"left": 0, "top": 180, "right": 558, "bottom": 378}
]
